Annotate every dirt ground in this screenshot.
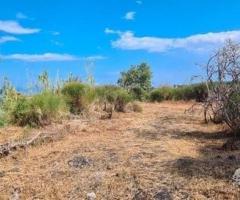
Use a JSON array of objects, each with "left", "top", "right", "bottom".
[{"left": 0, "top": 102, "right": 240, "bottom": 200}]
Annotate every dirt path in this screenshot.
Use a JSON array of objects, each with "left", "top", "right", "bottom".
[{"left": 0, "top": 102, "right": 239, "bottom": 199}]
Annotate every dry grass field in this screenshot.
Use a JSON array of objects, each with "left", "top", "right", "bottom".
[{"left": 0, "top": 102, "right": 240, "bottom": 199}]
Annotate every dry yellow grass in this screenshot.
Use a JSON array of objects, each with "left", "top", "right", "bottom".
[{"left": 0, "top": 102, "right": 240, "bottom": 199}]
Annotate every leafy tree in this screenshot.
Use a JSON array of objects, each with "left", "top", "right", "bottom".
[{"left": 117, "top": 63, "right": 152, "bottom": 100}]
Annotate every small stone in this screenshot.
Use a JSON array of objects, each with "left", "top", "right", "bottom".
[
  {"left": 68, "top": 156, "right": 91, "bottom": 169},
  {"left": 133, "top": 189, "right": 149, "bottom": 200},
  {"left": 87, "top": 192, "right": 96, "bottom": 200},
  {"left": 232, "top": 168, "right": 240, "bottom": 185},
  {"left": 154, "top": 188, "right": 172, "bottom": 200},
  {"left": 0, "top": 171, "right": 5, "bottom": 177}
]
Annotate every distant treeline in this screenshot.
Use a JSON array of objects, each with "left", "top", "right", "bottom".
[{"left": 149, "top": 83, "right": 208, "bottom": 102}]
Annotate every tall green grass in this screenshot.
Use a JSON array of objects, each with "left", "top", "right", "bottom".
[
  {"left": 61, "top": 82, "right": 96, "bottom": 114},
  {"left": 10, "top": 92, "right": 67, "bottom": 127}
]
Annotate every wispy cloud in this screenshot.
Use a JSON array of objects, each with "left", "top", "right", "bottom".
[
  {"left": 0, "top": 36, "right": 19, "bottom": 44},
  {"left": 124, "top": 11, "right": 136, "bottom": 20},
  {"left": 0, "top": 20, "right": 40, "bottom": 34},
  {"left": 106, "top": 29, "right": 240, "bottom": 53},
  {"left": 0, "top": 53, "right": 107, "bottom": 62},
  {"left": 16, "top": 12, "right": 28, "bottom": 19},
  {"left": 104, "top": 28, "right": 121, "bottom": 34},
  {"left": 0, "top": 53, "right": 78, "bottom": 62}
]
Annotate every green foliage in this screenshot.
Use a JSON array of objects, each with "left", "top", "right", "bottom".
[
  {"left": 96, "top": 85, "right": 120, "bottom": 104},
  {"left": 0, "top": 109, "right": 6, "bottom": 127},
  {"left": 96, "top": 85, "right": 132, "bottom": 112},
  {"left": 62, "top": 82, "right": 96, "bottom": 114},
  {"left": 223, "top": 93, "right": 240, "bottom": 130},
  {"left": 0, "top": 78, "right": 20, "bottom": 126},
  {"left": 0, "top": 78, "right": 19, "bottom": 113},
  {"left": 10, "top": 92, "right": 67, "bottom": 127},
  {"left": 149, "top": 83, "right": 207, "bottom": 102},
  {"left": 149, "top": 88, "right": 165, "bottom": 102},
  {"left": 118, "top": 63, "right": 152, "bottom": 101},
  {"left": 114, "top": 88, "right": 132, "bottom": 112}
]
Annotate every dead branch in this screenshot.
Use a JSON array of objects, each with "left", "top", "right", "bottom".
[{"left": 0, "top": 131, "right": 42, "bottom": 158}]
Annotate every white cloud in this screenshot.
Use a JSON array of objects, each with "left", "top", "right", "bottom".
[
  {"left": 0, "top": 20, "right": 40, "bottom": 34},
  {"left": 16, "top": 12, "right": 28, "bottom": 19},
  {"left": 136, "top": 1, "right": 142, "bottom": 5},
  {"left": 0, "top": 53, "right": 78, "bottom": 62},
  {"left": 0, "top": 53, "right": 107, "bottom": 62},
  {"left": 104, "top": 28, "right": 121, "bottom": 35},
  {"left": 124, "top": 11, "right": 136, "bottom": 20},
  {"left": 107, "top": 29, "right": 240, "bottom": 53},
  {"left": 0, "top": 36, "right": 19, "bottom": 44}
]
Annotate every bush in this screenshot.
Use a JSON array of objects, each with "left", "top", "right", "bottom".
[
  {"left": 149, "top": 89, "right": 165, "bottom": 102},
  {"left": 114, "top": 89, "right": 132, "bottom": 112},
  {"left": 96, "top": 85, "right": 132, "bottom": 112},
  {"left": 149, "top": 84, "right": 207, "bottom": 102},
  {"left": 96, "top": 85, "right": 119, "bottom": 105},
  {"left": 10, "top": 92, "right": 67, "bottom": 127},
  {"left": 11, "top": 97, "right": 41, "bottom": 127},
  {"left": 0, "top": 109, "right": 6, "bottom": 127},
  {"left": 62, "top": 82, "right": 96, "bottom": 114},
  {"left": 203, "top": 40, "right": 240, "bottom": 135}
]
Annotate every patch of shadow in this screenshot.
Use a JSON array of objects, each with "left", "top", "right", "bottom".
[
  {"left": 68, "top": 156, "right": 92, "bottom": 169},
  {"left": 197, "top": 143, "right": 227, "bottom": 157},
  {"left": 168, "top": 155, "right": 240, "bottom": 181},
  {"left": 153, "top": 187, "right": 172, "bottom": 200},
  {"left": 133, "top": 188, "right": 151, "bottom": 200},
  {"left": 171, "top": 130, "right": 231, "bottom": 141},
  {"left": 0, "top": 171, "right": 5, "bottom": 177}
]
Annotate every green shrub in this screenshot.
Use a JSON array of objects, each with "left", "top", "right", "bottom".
[
  {"left": 149, "top": 89, "right": 165, "bottom": 102},
  {"left": 96, "top": 85, "right": 132, "bottom": 112},
  {"left": 11, "top": 96, "right": 41, "bottom": 127},
  {"left": 172, "top": 84, "right": 207, "bottom": 101},
  {"left": 0, "top": 109, "right": 6, "bottom": 127},
  {"left": 149, "top": 83, "right": 207, "bottom": 102},
  {"left": 31, "top": 92, "right": 67, "bottom": 121},
  {"left": 114, "top": 89, "right": 132, "bottom": 112},
  {"left": 62, "top": 82, "right": 96, "bottom": 114},
  {"left": 96, "top": 85, "right": 119, "bottom": 105},
  {"left": 10, "top": 92, "right": 67, "bottom": 127}
]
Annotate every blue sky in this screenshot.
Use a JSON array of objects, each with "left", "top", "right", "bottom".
[{"left": 0, "top": 0, "right": 240, "bottom": 89}]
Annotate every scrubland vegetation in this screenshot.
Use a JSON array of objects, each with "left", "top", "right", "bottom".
[
  {"left": 1, "top": 41, "right": 240, "bottom": 199},
  {"left": 0, "top": 62, "right": 209, "bottom": 128}
]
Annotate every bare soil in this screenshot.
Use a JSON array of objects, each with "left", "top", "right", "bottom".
[{"left": 0, "top": 102, "right": 240, "bottom": 199}]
